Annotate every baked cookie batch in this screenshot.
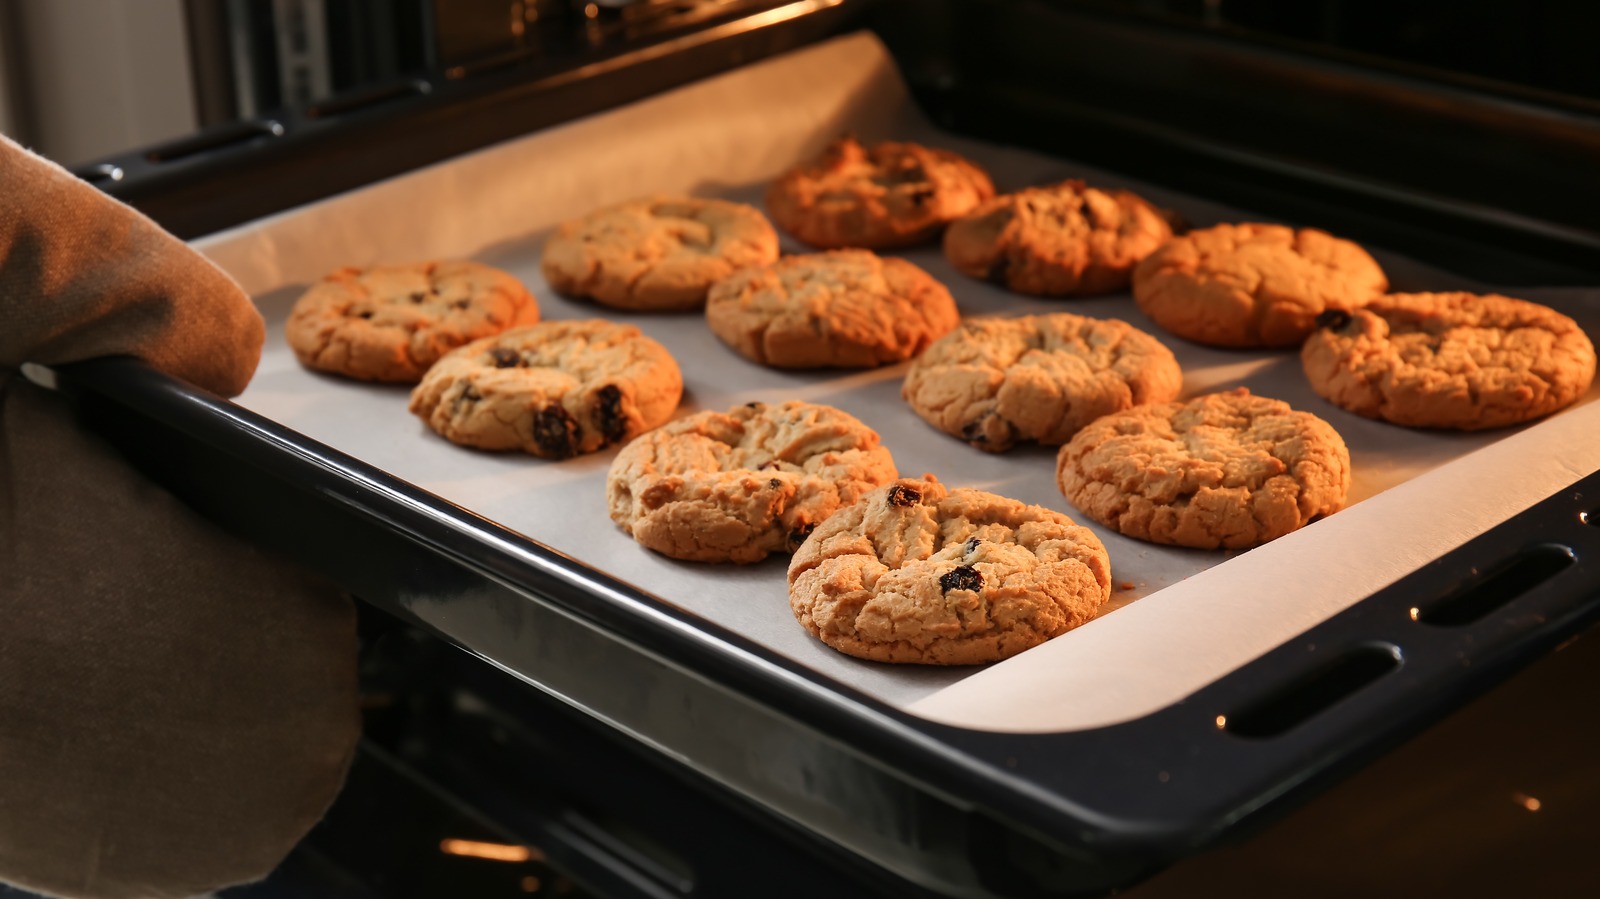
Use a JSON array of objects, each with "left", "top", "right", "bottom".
[{"left": 284, "top": 136, "right": 1597, "bottom": 667}]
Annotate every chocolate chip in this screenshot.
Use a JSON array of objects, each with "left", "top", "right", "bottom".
[
  {"left": 532, "top": 405, "right": 581, "bottom": 458},
  {"left": 886, "top": 484, "right": 921, "bottom": 507},
  {"left": 488, "top": 347, "right": 520, "bottom": 368},
  {"left": 594, "top": 384, "right": 626, "bottom": 442},
  {"left": 964, "top": 537, "right": 981, "bottom": 555},
  {"left": 961, "top": 419, "right": 989, "bottom": 443},
  {"left": 356, "top": 310, "right": 373, "bottom": 319},
  {"left": 786, "top": 522, "right": 815, "bottom": 552},
  {"left": 907, "top": 186, "right": 935, "bottom": 206},
  {"left": 409, "top": 292, "right": 425, "bottom": 304},
  {"left": 452, "top": 298, "right": 471, "bottom": 310},
  {"left": 452, "top": 385, "right": 481, "bottom": 412},
  {"left": 987, "top": 255, "right": 1010, "bottom": 286},
  {"left": 769, "top": 478, "right": 782, "bottom": 488},
  {"left": 940, "top": 565, "right": 983, "bottom": 593},
  {"left": 745, "top": 401, "right": 764, "bottom": 409},
  {"left": 1316, "top": 309, "right": 1354, "bottom": 331},
  {"left": 759, "top": 460, "right": 780, "bottom": 471},
  {"left": 1080, "top": 201, "right": 1102, "bottom": 229}
]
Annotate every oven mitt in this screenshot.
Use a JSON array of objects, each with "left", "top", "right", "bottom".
[{"left": 0, "top": 135, "right": 359, "bottom": 899}]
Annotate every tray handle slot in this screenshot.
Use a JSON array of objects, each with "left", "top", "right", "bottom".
[
  {"left": 1414, "top": 543, "right": 1576, "bottom": 627},
  {"left": 306, "top": 78, "right": 433, "bottom": 119},
  {"left": 1222, "top": 643, "right": 1402, "bottom": 739},
  {"left": 144, "top": 120, "right": 285, "bottom": 164}
]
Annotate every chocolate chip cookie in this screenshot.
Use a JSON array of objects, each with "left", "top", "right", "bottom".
[
  {"left": 902, "top": 313, "right": 1183, "bottom": 452},
  {"left": 788, "top": 475, "right": 1112, "bottom": 665},
  {"left": 410, "top": 320, "right": 682, "bottom": 458},
  {"left": 943, "top": 180, "right": 1173, "bottom": 297},
  {"left": 1132, "top": 223, "right": 1388, "bottom": 348},
  {"left": 1056, "top": 388, "right": 1351, "bottom": 550},
  {"left": 541, "top": 196, "right": 779, "bottom": 311},
  {"left": 705, "top": 250, "right": 960, "bottom": 368},
  {"left": 606, "top": 400, "right": 896, "bottom": 563},
  {"left": 765, "top": 137, "right": 995, "bottom": 249},
  {"left": 1301, "top": 292, "right": 1597, "bottom": 430},
  {"left": 285, "top": 261, "right": 540, "bottom": 383}
]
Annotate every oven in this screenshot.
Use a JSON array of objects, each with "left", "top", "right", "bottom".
[{"left": 54, "top": 1, "right": 1600, "bottom": 896}]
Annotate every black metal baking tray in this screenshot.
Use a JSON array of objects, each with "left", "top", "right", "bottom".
[{"left": 57, "top": 1, "right": 1600, "bottom": 896}]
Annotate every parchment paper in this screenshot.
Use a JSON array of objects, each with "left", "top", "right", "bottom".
[{"left": 199, "top": 32, "right": 1600, "bottom": 731}]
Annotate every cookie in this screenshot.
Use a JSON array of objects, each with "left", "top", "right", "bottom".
[
  {"left": 409, "top": 320, "right": 682, "bottom": 458},
  {"left": 541, "top": 196, "right": 779, "bottom": 311},
  {"left": 1301, "top": 292, "right": 1597, "bottom": 430},
  {"left": 705, "top": 250, "right": 960, "bottom": 368},
  {"left": 943, "top": 180, "right": 1173, "bottom": 296},
  {"left": 902, "top": 313, "right": 1183, "bottom": 453},
  {"left": 1132, "top": 223, "right": 1388, "bottom": 348},
  {"left": 606, "top": 400, "right": 896, "bottom": 563},
  {"left": 765, "top": 137, "right": 995, "bottom": 249},
  {"left": 285, "top": 261, "right": 540, "bottom": 383},
  {"left": 1056, "top": 388, "right": 1351, "bottom": 550},
  {"left": 788, "top": 475, "right": 1111, "bottom": 665}
]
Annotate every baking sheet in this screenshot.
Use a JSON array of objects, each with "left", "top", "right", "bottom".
[{"left": 199, "top": 32, "right": 1600, "bottom": 731}]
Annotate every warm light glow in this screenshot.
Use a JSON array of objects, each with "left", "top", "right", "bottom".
[
  {"left": 522, "top": 875, "right": 542, "bottom": 893},
  {"left": 1215, "top": 715, "right": 1227, "bottom": 730},
  {"left": 1513, "top": 792, "right": 1542, "bottom": 812},
  {"left": 440, "top": 839, "right": 534, "bottom": 862},
  {"left": 1408, "top": 607, "right": 1421, "bottom": 621}
]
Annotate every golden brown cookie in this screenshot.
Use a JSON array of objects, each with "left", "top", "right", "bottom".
[
  {"left": 1056, "top": 388, "right": 1351, "bottom": 550},
  {"left": 788, "top": 475, "right": 1111, "bottom": 665},
  {"left": 902, "top": 313, "right": 1183, "bottom": 452},
  {"left": 285, "top": 261, "right": 540, "bottom": 383},
  {"left": 409, "top": 320, "right": 682, "bottom": 458},
  {"left": 943, "top": 180, "right": 1173, "bottom": 296},
  {"left": 1132, "top": 223, "right": 1388, "bottom": 348},
  {"left": 1301, "top": 292, "right": 1597, "bottom": 430},
  {"left": 765, "top": 137, "right": 995, "bottom": 249},
  {"left": 705, "top": 250, "right": 960, "bottom": 368},
  {"left": 541, "top": 196, "right": 779, "bottom": 311},
  {"left": 605, "top": 400, "right": 896, "bottom": 563}
]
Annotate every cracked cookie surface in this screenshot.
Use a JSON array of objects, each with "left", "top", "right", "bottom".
[
  {"left": 902, "top": 313, "right": 1183, "bottom": 452},
  {"left": 705, "top": 250, "right": 959, "bottom": 368},
  {"left": 541, "top": 196, "right": 779, "bottom": 311},
  {"left": 606, "top": 400, "right": 896, "bottom": 563},
  {"left": 1301, "top": 292, "right": 1596, "bottom": 430},
  {"left": 766, "top": 137, "right": 994, "bottom": 249},
  {"left": 1132, "top": 222, "right": 1387, "bottom": 348},
  {"left": 409, "top": 320, "right": 682, "bottom": 458},
  {"left": 788, "top": 475, "right": 1111, "bottom": 665},
  {"left": 285, "top": 260, "right": 540, "bottom": 382},
  {"left": 943, "top": 180, "right": 1172, "bottom": 297},
  {"left": 1056, "top": 388, "right": 1350, "bottom": 550}
]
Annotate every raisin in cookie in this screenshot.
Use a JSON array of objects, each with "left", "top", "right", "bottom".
[
  {"left": 788, "top": 475, "right": 1111, "bottom": 665},
  {"left": 902, "top": 313, "right": 1183, "bottom": 452},
  {"left": 1132, "top": 223, "right": 1388, "bottom": 348},
  {"left": 606, "top": 400, "right": 896, "bottom": 563},
  {"left": 410, "top": 320, "right": 682, "bottom": 458},
  {"left": 766, "top": 137, "right": 994, "bottom": 250},
  {"left": 943, "top": 180, "right": 1173, "bottom": 297},
  {"left": 541, "top": 196, "right": 779, "bottom": 311},
  {"left": 705, "top": 250, "right": 960, "bottom": 368},
  {"left": 1301, "top": 292, "right": 1596, "bottom": 430},
  {"left": 1056, "top": 388, "right": 1350, "bottom": 550},
  {"left": 285, "top": 261, "right": 540, "bottom": 383}
]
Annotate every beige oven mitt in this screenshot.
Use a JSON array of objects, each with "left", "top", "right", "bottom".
[{"left": 0, "top": 136, "right": 358, "bottom": 898}]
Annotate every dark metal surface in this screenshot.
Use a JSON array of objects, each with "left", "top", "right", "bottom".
[{"left": 73, "top": 0, "right": 870, "bottom": 240}]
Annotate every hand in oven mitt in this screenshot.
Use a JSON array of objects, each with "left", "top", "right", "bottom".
[{"left": 0, "top": 135, "right": 358, "bottom": 898}]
